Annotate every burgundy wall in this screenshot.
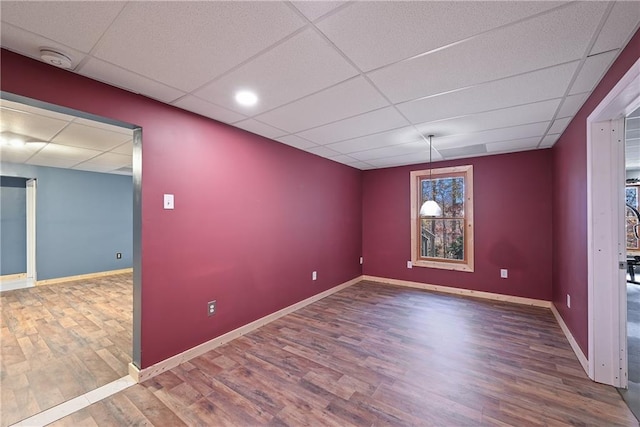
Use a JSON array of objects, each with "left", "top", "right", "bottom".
[
  {"left": 552, "top": 29, "right": 640, "bottom": 355},
  {"left": 362, "top": 150, "right": 553, "bottom": 301},
  {"left": 0, "top": 50, "right": 363, "bottom": 367}
]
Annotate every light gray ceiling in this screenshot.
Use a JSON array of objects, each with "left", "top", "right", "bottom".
[
  {"left": 0, "top": 99, "right": 133, "bottom": 175},
  {"left": 1, "top": 1, "right": 639, "bottom": 170}
]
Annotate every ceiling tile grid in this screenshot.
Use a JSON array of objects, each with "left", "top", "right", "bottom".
[{"left": 1, "top": 1, "right": 639, "bottom": 171}]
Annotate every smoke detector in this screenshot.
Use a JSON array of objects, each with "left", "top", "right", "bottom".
[{"left": 39, "top": 48, "right": 72, "bottom": 69}]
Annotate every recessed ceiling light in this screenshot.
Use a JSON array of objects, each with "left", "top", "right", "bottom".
[
  {"left": 235, "top": 90, "right": 258, "bottom": 107},
  {"left": 0, "top": 134, "right": 25, "bottom": 147}
]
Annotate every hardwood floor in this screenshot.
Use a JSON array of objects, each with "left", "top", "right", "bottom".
[
  {"left": 0, "top": 273, "right": 132, "bottom": 427},
  {"left": 52, "top": 281, "right": 637, "bottom": 426}
]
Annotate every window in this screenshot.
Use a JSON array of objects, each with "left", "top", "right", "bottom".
[{"left": 410, "top": 165, "right": 474, "bottom": 271}]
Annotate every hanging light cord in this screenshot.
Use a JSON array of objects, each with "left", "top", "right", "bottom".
[{"left": 428, "top": 134, "right": 434, "bottom": 201}]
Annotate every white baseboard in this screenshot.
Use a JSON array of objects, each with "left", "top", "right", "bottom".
[
  {"left": 36, "top": 268, "right": 133, "bottom": 286},
  {"left": 550, "top": 303, "right": 589, "bottom": 374},
  {"left": 131, "top": 275, "right": 364, "bottom": 383},
  {"left": 362, "top": 275, "right": 551, "bottom": 308}
]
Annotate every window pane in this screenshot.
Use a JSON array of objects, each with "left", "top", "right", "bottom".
[
  {"left": 421, "top": 219, "right": 465, "bottom": 260},
  {"left": 421, "top": 177, "right": 464, "bottom": 217}
]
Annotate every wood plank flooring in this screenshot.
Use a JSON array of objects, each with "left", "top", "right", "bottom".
[
  {"left": 52, "top": 281, "right": 638, "bottom": 426},
  {"left": 0, "top": 273, "right": 132, "bottom": 427}
]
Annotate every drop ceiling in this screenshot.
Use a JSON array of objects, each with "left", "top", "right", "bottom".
[
  {"left": 0, "top": 99, "right": 133, "bottom": 175},
  {"left": 1, "top": 1, "right": 639, "bottom": 170}
]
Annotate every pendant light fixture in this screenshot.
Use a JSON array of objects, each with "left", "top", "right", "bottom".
[{"left": 419, "top": 135, "right": 443, "bottom": 217}]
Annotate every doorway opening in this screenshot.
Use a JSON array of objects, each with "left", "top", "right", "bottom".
[
  {"left": 0, "top": 92, "right": 141, "bottom": 426},
  {"left": 587, "top": 57, "right": 640, "bottom": 418}
]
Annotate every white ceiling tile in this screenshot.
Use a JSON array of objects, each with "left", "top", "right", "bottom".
[
  {"left": 290, "top": 1, "right": 348, "bottom": 21},
  {"left": 485, "top": 136, "right": 541, "bottom": 153},
  {"left": 365, "top": 152, "right": 433, "bottom": 169},
  {"left": 0, "top": 2, "right": 126, "bottom": 52},
  {"left": 194, "top": 28, "right": 358, "bottom": 115},
  {"left": 345, "top": 160, "right": 376, "bottom": 170},
  {"left": 317, "top": 1, "right": 566, "bottom": 71},
  {"left": 432, "top": 122, "right": 550, "bottom": 150},
  {"left": 326, "top": 154, "right": 361, "bottom": 165},
  {"left": 72, "top": 163, "right": 122, "bottom": 173},
  {"left": 590, "top": 1, "right": 640, "bottom": 55},
  {"left": 414, "top": 99, "right": 561, "bottom": 137},
  {"left": 110, "top": 141, "right": 133, "bottom": 155},
  {"left": 233, "top": 119, "right": 287, "bottom": 140},
  {"left": 75, "top": 152, "right": 131, "bottom": 167},
  {"left": 255, "top": 77, "right": 388, "bottom": 133},
  {"left": 0, "top": 143, "right": 45, "bottom": 163},
  {"left": 26, "top": 156, "right": 79, "bottom": 169},
  {"left": 93, "top": 2, "right": 305, "bottom": 91},
  {"left": 27, "top": 144, "right": 102, "bottom": 167},
  {"left": 73, "top": 117, "right": 133, "bottom": 136},
  {"left": 325, "top": 126, "right": 422, "bottom": 154},
  {"left": 368, "top": 2, "right": 606, "bottom": 100},
  {"left": 0, "top": 107, "right": 68, "bottom": 141},
  {"left": 569, "top": 50, "right": 619, "bottom": 95},
  {"left": 297, "top": 107, "right": 409, "bottom": 145},
  {"left": 557, "top": 92, "right": 590, "bottom": 118},
  {"left": 305, "top": 145, "right": 342, "bottom": 158},
  {"left": 276, "top": 135, "right": 317, "bottom": 150},
  {"left": 540, "top": 134, "right": 561, "bottom": 148},
  {"left": 395, "top": 61, "right": 578, "bottom": 122},
  {"left": 549, "top": 117, "right": 572, "bottom": 134},
  {"left": 439, "top": 144, "right": 488, "bottom": 159},
  {"left": 349, "top": 140, "right": 433, "bottom": 162},
  {"left": 0, "top": 23, "right": 87, "bottom": 69},
  {"left": 1, "top": 99, "right": 77, "bottom": 122},
  {"left": 172, "top": 96, "right": 247, "bottom": 124},
  {"left": 78, "top": 58, "right": 185, "bottom": 103},
  {"left": 52, "top": 123, "right": 131, "bottom": 151}
]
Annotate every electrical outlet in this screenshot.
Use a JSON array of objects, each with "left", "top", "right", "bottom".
[
  {"left": 207, "top": 300, "right": 216, "bottom": 316},
  {"left": 407, "top": 261, "right": 412, "bottom": 269},
  {"left": 360, "top": 257, "right": 363, "bottom": 265},
  {"left": 567, "top": 294, "right": 571, "bottom": 308},
  {"left": 312, "top": 271, "right": 317, "bottom": 281},
  {"left": 500, "top": 269, "right": 508, "bottom": 278},
  {"left": 116, "top": 252, "right": 122, "bottom": 260}
]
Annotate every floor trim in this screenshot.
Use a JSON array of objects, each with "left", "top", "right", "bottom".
[
  {"left": 362, "top": 275, "right": 552, "bottom": 308},
  {"left": 551, "top": 302, "right": 589, "bottom": 374},
  {"left": 0, "top": 273, "right": 27, "bottom": 282},
  {"left": 36, "top": 268, "right": 133, "bottom": 286},
  {"left": 9, "top": 376, "right": 136, "bottom": 427},
  {"left": 129, "top": 275, "right": 364, "bottom": 383}
]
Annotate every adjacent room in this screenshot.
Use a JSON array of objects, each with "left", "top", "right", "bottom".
[
  {"left": 0, "top": 1, "right": 639, "bottom": 425},
  {"left": 0, "top": 101, "right": 135, "bottom": 426}
]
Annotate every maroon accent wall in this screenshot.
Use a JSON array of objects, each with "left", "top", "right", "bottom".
[
  {"left": 0, "top": 50, "right": 363, "bottom": 367},
  {"left": 552, "top": 29, "right": 640, "bottom": 355},
  {"left": 362, "top": 150, "right": 553, "bottom": 301}
]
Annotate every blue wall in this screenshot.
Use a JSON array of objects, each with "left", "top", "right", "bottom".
[
  {"left": 1, "top": 176, "right": 27, "bottom": 275},
  {"left": 0, "top": 163, "right": 132, "bottom": 280}
]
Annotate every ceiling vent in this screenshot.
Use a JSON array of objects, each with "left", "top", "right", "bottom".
[{"left": 39, "top": 48, "right": 72, "bottom": 69}]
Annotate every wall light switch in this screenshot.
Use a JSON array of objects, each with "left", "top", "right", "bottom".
[
  {"left": 407, "top": 261, "right": 412, "bottom": 269},
  {"left": 312, "top": 271, "right": 317, "bottom": 281},
  {"left": 164, "top": 194, "right": 174, "bottom": 210},
  {"left": 360, "top": 257, "right": 363, "bottom": 265},
  {"left": 567, "top": 294, "right": 571, "bottom": 308},
  {"left": 500, "top": 269, "right": 508, "bottom": 278}
]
